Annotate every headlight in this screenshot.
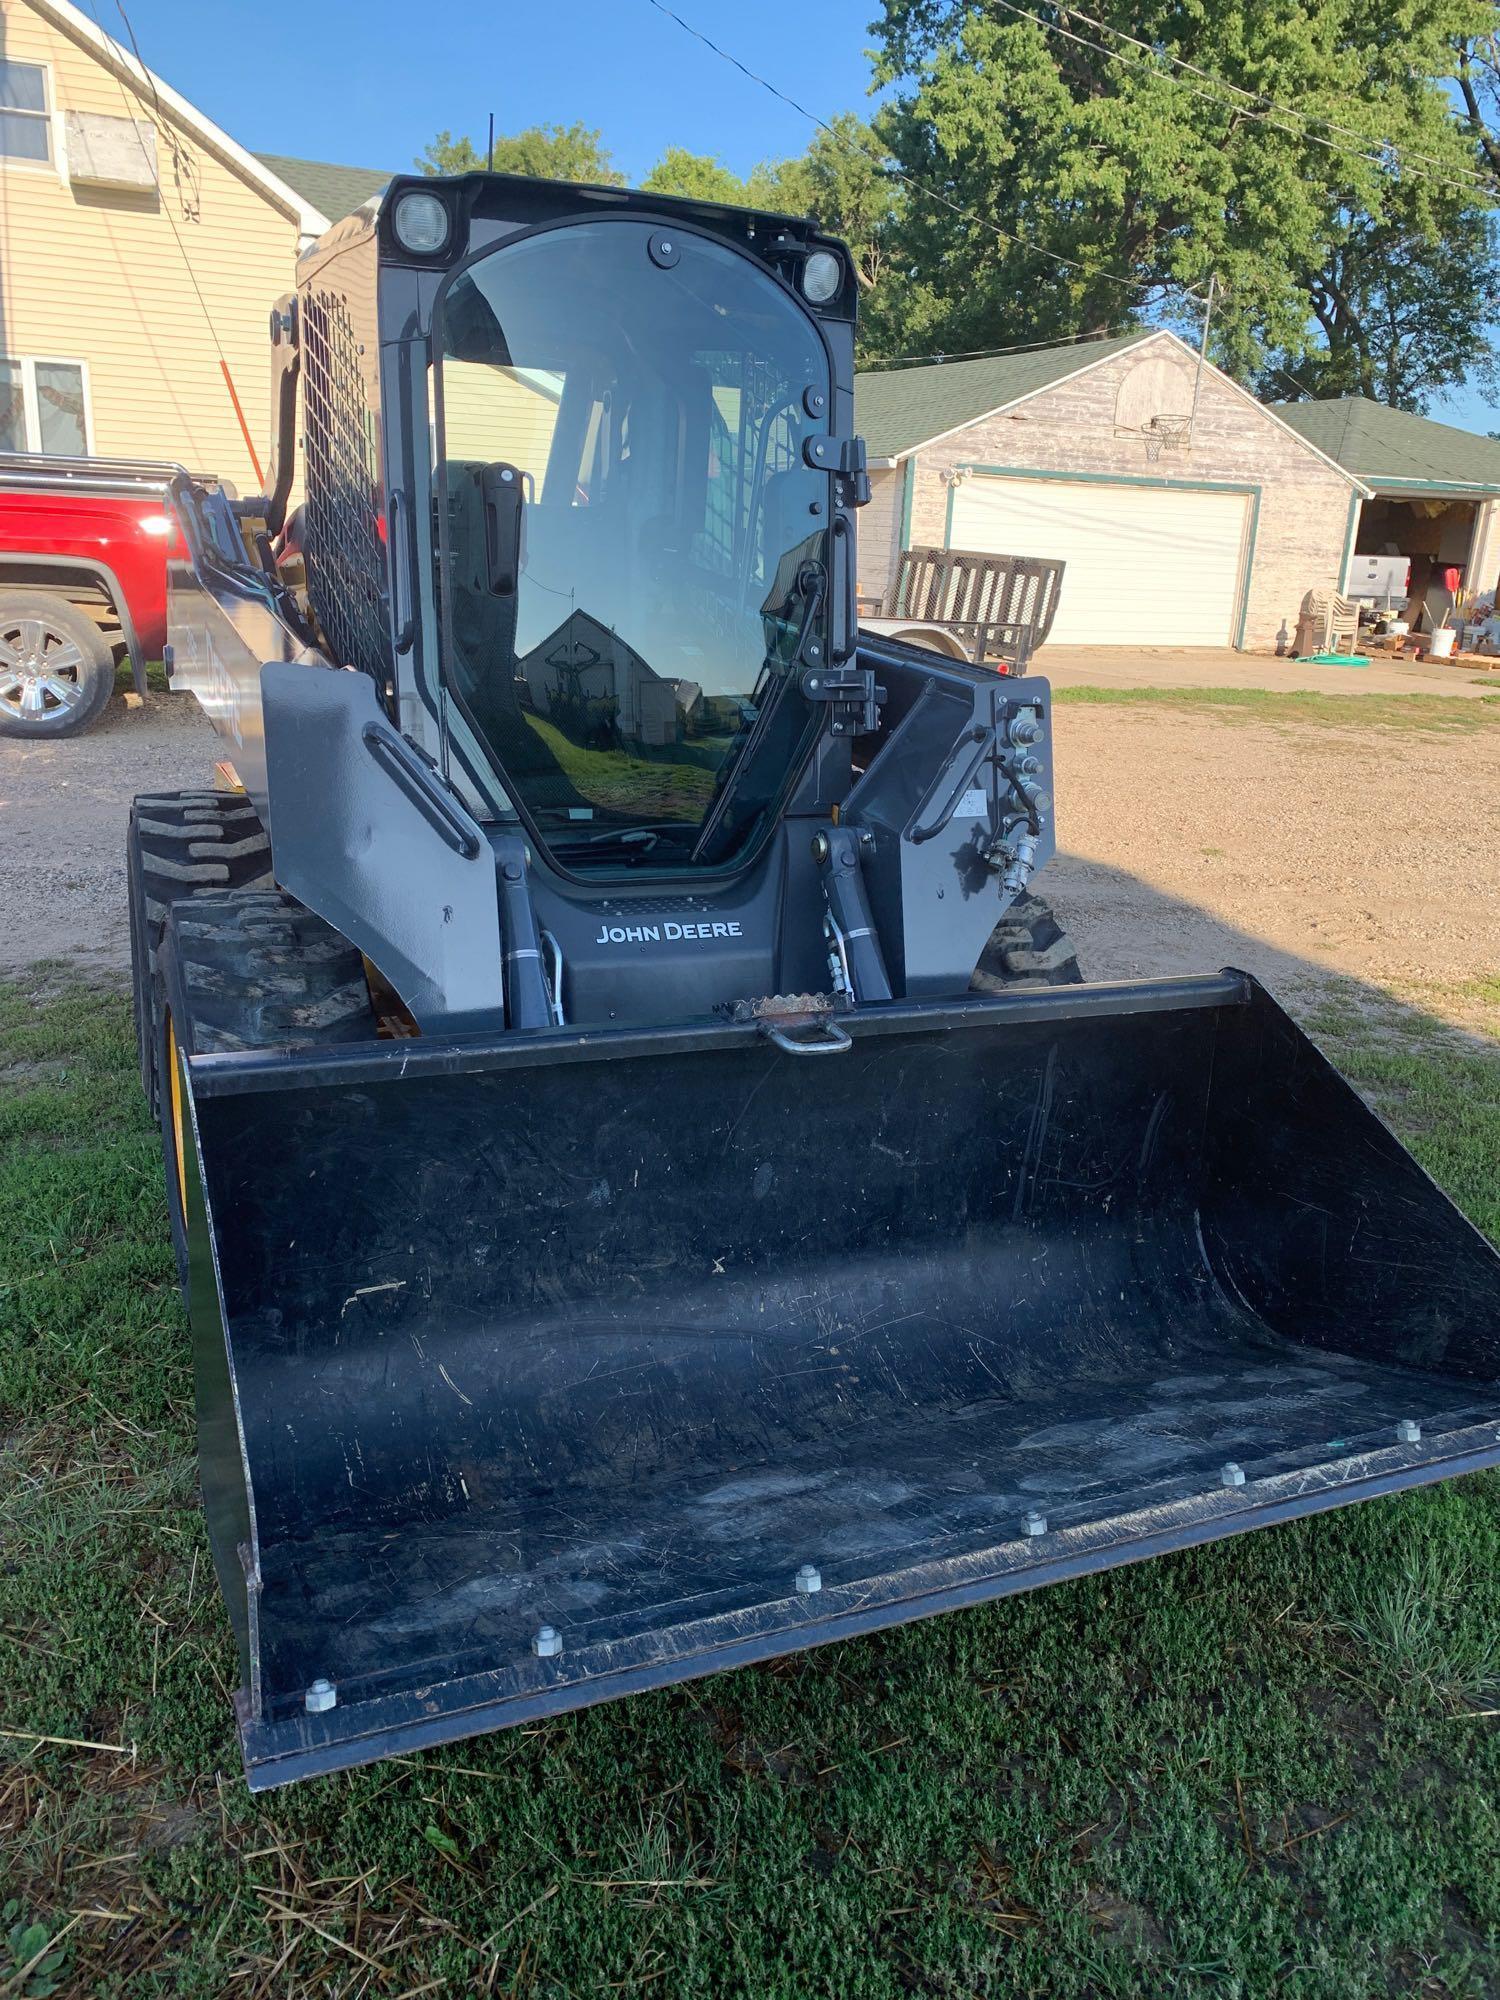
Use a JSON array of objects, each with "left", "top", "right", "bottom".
[
  {"left": 393, "top": 190, "right": 451, "bottom": 254},
  {"left": 801, "top": 249, "right": 842, "bottom": 304}
]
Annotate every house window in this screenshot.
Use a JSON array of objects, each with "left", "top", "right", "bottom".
[
  {"left": 0, "top": 358, "right": 91, "bottom": 455},
  {"left": 0, "top": 59, "right": 51, "bottom": 164}
]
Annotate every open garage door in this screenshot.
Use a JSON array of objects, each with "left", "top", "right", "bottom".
[{"left": 950, "top": 475, "right": 1252, "bottom": 648}]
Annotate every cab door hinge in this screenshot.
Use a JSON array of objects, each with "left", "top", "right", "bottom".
[
  {"left": 799, "top": 661, "right": 885, "bottom": 736},
  {"left": 803, "top": 433, "right": 871, "bottom": 507}
]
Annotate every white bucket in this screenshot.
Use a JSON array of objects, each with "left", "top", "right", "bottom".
[{"left": 1430, "top": 627, "right": 1457, "bottom": 659}]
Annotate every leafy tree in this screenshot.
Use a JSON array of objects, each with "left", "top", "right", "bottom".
[
  {"left": 418, "top": 122, "right": 622, "bottom": 184},
  {"left": 641, "top": 148, "right": 755, "bottom": 204},
  {"left": 1453, "top": 21, "right": 1500, "bottom": 186},
  {"left": 869, "top": 0, "right": 1496, "bottom": 402},
  {"left": 1258, "top": 200, "right": 1498, "bottom": 408},
  {"left": 418, "top": 129, "right": 485, "bottom": 174}
]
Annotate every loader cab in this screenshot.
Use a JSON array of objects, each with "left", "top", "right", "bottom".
[{"left": 381, "top": 177, "right": 862, "bottom": 878}]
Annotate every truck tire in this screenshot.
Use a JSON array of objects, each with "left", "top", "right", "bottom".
[
  {"left": 127, "top": 792, "right": 275, "bottom": 1117},
  {"left": 971, "top": 888, "right": 1083, "bottom": 991},
  {"left": 154, "top": 888, "right": 376, "bottom": 1289},
  {"left": 0, "top": 591, "right": 116, "bottom": 738}
]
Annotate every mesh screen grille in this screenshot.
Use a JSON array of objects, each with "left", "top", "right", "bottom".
[{"left": 300, "top": 288, "right": 393, "bottom": 685}]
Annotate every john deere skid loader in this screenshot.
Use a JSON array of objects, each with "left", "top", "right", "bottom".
[{"left": 130, "top": 172, "right": 1500, "bottom": 1790}]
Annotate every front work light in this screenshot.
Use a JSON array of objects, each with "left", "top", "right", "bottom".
[
  {"left": 801, "top": 249, "right": 842, "bottom": 304},
  {"left": 393, "top": 190, "right": 451, "bottom": 254}
]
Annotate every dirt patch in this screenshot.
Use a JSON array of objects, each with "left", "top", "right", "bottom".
[{"left": 1045, "top": 707, "right": 1500, "bottom": 1020}]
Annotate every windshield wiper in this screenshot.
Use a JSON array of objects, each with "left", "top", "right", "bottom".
[{"left": 550, "top": 823, "right": 693, "bottom": 862}]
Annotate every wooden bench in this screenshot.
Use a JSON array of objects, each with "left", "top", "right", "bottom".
[{"left": 860, "top": 546, "right": 1066, "bottom": 672}]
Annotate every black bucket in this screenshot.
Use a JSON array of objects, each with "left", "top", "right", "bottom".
[{"left": 174, "top": 972, "right": 1500, "bottom": 1788}]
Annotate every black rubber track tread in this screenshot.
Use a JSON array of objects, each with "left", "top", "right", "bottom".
[
  {"left": 166, "top": 890, "right": 376, "bottom": 1054},
  {"left": 128, "top": 789, "right": 276, "bottom": 1114},
  {"left": 154, "top": 890, "right": 377, "bottom": 1295},
  {"left": 970, "top": 887, "right": 1084, "bottom": 991}
]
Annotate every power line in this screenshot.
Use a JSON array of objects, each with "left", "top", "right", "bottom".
[
  {"left": 643, "top": 0, "right": 1192, "bottom": 300},
  {"left": 989, "top": 0, "right": 1496, "bottom": 199},
  {"left": 860, "top": 327, "right": 1116, "bottom": 368},
  {"left": 1263, "top": 358, "right": 1325, "bottom": 402}
]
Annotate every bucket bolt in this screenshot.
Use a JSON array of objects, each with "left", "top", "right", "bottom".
[
  {"left": 1395, "top": 1418, "right": 1421, "bottom": 1444},
  {"left": 304, "top": 1677, "right": 337, "bottom": 1715},
  {"left": 1021, "top": 1509, "right": 1047, "bottom": 1537},
  {"left": 533, "top": 1625, "right": 563, "bottom": 1659},
  {"left": 795, "top": 1563, "right": 822, "bottom": 1595},
  {"left": 1220, "top": 1462, "right": 1246, "bottom": 1488}
]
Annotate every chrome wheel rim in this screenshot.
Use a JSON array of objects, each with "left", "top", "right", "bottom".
[{"left": 0, "top": 616, "right": 88, "bottom": 722}]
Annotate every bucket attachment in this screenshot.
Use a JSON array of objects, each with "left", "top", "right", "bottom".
[{"left": 174, "top": 972, "right": 1500, "bottom": 1788}]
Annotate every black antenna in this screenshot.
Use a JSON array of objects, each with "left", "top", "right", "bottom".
[{"left": 487, "top": 112, "right": 494, "bottom": 172}]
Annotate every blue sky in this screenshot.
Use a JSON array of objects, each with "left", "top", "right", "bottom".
[
  {"left": 116, "top": 0, "right": 1496, "bottom": 430},
  {"left": 118, "top": 0, "right": 882, "bottom": 186}
]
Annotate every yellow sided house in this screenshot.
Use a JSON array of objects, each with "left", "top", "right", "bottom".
[{"left": 0, "top": 0, "right": 328, "bottom": 485}]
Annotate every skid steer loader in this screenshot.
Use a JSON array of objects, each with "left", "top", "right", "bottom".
[{"left": 131, "top": 171, "right": 1500, "bottom": 1791}]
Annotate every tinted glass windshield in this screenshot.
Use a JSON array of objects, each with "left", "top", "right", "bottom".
[{"left": 434, "top": 219, "right": 831, "bottom": 872}]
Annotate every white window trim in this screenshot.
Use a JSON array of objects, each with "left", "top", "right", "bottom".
[
  {"left": 3, "top": 355, "right": 96, "bottom": 455},
  {"left": 0, "top": 55, "right": 65, "bottom": 182}
]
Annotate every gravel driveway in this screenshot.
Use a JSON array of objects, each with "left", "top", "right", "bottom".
[
  {"left": 2, "top": 686, "right": 1496, "bottom": 1024},
  {"left": 0, "top": 689, "right": 213, "bottom": 973}
]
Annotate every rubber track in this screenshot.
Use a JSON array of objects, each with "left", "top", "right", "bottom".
[
  {"left": 971, "top": 888, "right": 1083, "bottom": 991},
  {"left": 130, "top": 789, "right": 279, "bottom": 1110},
  {"left": 169, "top": 889, "right": 374, "bottom": 1053},
  {"left": 131, "top": 791, "right": 272, "bottom": 929}
]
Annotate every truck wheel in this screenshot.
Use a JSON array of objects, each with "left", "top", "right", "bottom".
[
  {"left": 971, "top": 888, "right": 1083, "bottom": 991},
  {"left": 0, "top": 591, "right": 115, "bottom": 738},
  {"left": 128, "top": 792, "right": 274, "bottom": 1118},
  {"left": 155, "top": 889, "right": 376, "bottom": 1290}
]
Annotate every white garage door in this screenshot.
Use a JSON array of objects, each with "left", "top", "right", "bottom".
[{"left": 950, "top": 475, "right": 1252, "bottom": 647}]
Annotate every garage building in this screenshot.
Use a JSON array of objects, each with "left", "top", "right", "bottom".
[
  {"left": 856, "top": 329, "right": 1365, "bottom": 651},
  {"left": 1273, "top": 396, "right": 1500, "bottom": 630}
]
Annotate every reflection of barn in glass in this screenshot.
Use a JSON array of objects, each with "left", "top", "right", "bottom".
[{"left": 518, "top": 609, "right": 683, "bottom": 748}]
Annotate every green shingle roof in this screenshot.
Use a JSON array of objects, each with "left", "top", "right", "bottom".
[
  {"left": 1271, "top": 396, "right": 1500, "bottom": 492},
  {"left": 256, "top": 153, "right": 395, "bottom": 227},
  {"left": 855, "top": 330, "right": 1153, "bottom": 460}
]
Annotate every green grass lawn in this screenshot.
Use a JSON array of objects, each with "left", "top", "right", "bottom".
[
  {"left": 1053, "top": 686, "right": 1500, "bottom": 734},
  {"left": 522, "top": 711, "right": 720, "bottom": 818},
  {"left": 2, "top": 974, "right": 1498, "bottom": 1997}
]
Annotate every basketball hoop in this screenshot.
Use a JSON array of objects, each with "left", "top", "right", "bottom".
[{"left": 1145, "top": 413, "right": 1193, "bottom": 457}]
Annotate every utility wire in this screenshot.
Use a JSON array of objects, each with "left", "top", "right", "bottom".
[
  {"left": 861, "top": 326, "right": 1116, "bottom": 368},
  {"left": 998, "top": 0, "right": 1493, "bottom": 194},
  {"left": 989, "top": 0, "right": 1496, "bottom": 198},
  {"left": 644, "top": 0, "right": 1193, "bottom": 300},
  {"left": 1262, "top": 358, "right": 1325, "bottom": 402}
]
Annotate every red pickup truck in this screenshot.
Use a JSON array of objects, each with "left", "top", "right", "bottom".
[{"left": 0, "top": 452, "right": 186, "bottom": 739}]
